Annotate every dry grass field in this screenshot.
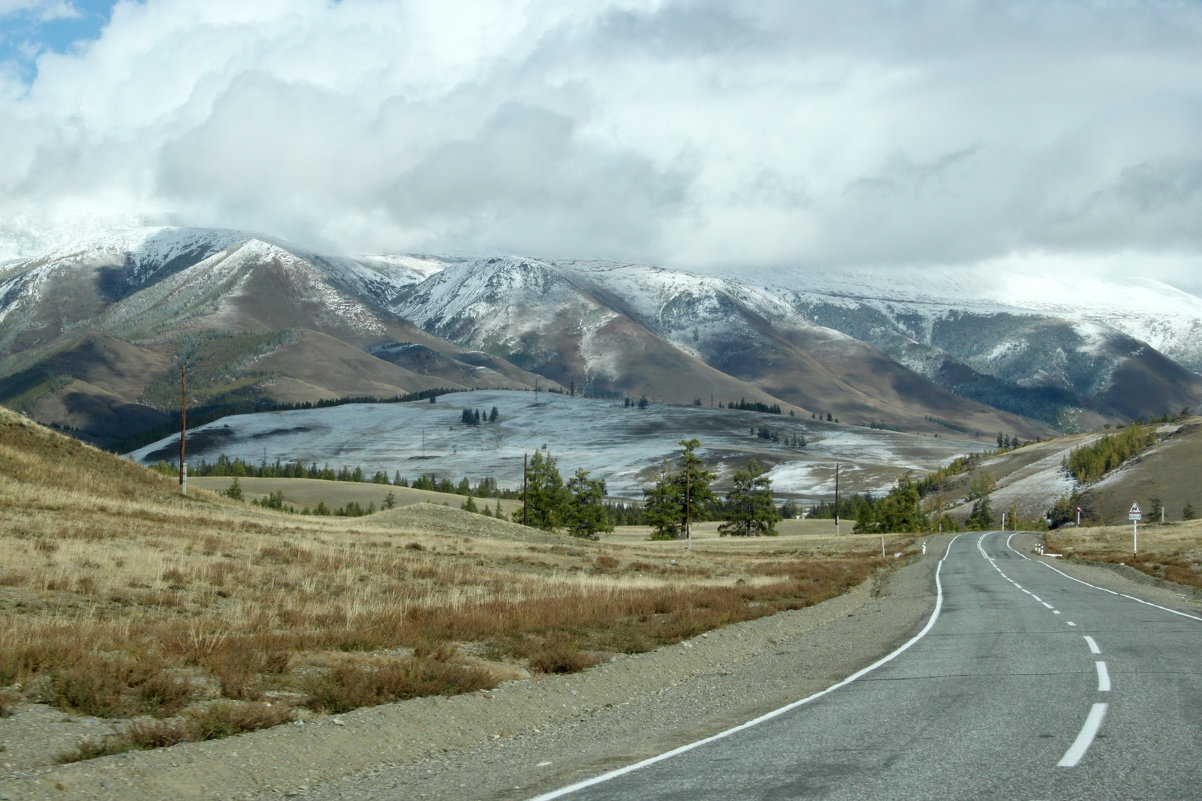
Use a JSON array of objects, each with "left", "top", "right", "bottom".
[
  {"left": 0, "top": 407, "right": 913, "bottom": 762},
  {"left": 1046, "top": 520, "right": 1202, "bottom": 590},
  {"left": 188, "top": 475, "right": 524, "bottom": 516}
]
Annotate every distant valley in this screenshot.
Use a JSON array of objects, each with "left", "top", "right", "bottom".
[{"left": 128, "top": 389, "right": 983, "bottom": 500}]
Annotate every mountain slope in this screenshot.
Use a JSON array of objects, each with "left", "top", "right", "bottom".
[
  {"left": 767, "top": 273, "right": 1202, "bottom": 429},
  {"left": 394, "top": 257, "right": 1050, "bottom": 438},
  {"left": 0, "top": 229, "right": 544, "bottom": 444},
  {"left": 4, "top": 226, "right": 1201, "bottom": 448}
]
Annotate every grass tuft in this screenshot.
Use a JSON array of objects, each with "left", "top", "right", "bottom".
[
  {"left": 0, "top": 687, "right": 18, "bottom": 717},
  {"left": 57, "top": 702, "right": 295, "bottom": 763},
  {"left": 303, "top": 658, "right": 496, "bottom": 714}
]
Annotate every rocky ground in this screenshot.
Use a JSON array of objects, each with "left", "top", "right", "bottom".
[{"left": 3, "top": 533, "right": 1200, "bottom": 801}]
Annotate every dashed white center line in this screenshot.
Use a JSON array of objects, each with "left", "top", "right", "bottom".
[
  {"left": 1067, "top": 621, "right": 1076, "bottom": 627},
  {"left": 1058, "top": 703, "right": 1108, "bottom": 767},
  {"left": 1095, "top": 661, "right": 1111, "bottom": 692},
  {"left": 1083, "top": 636, "right": 1101, "bottom": 655}
]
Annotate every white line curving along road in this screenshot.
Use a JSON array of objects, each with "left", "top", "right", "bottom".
[{"left": 527, "top": 531, "right": 1202, "bottom": 801}]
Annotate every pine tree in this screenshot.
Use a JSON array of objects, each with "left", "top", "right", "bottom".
[
  {"left": 564, "top": 469, "right": 613, "bottom": 539},
  {"left": 224, "top": 477, "right": 243, "bottom": 501},
  {"left": 383, "top": 491, "right": 397, "bottom": 510},
  {"left": 966, "top": 496, "right": 994, "bottom": 531},
  {"left": 720, "top": 459, "right": 779, "bottom": 536},
  {"left": 1184, "top": 501, "right": 1197, "bottom": 520},
  {"left": 643, "top": 460, "right": 682, "bottom": 540},
  {"left": 642, "top": 439, "right": 716, "bottom": 540},
  {"left": 520, "top": 451, "right": 568, "bottom": 530}
]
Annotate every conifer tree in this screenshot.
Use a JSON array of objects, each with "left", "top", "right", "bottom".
[
  {"left": 966, "top": 495, "right": 994, "bottom": 530},
  {"left": 642, "top": 439, "right": 715, "bottom": 540},
  {"left": 565, "top": 469, "right": 613, "bottom": 539},
  {"left": 720, "top": 459, "right": 779, "bottom": 536},
  {"left": 643, "top": 459, "right": 682, "bottom": 540},
  {"left": 520, "top": 451, "right": 568, "bottom": 530}
]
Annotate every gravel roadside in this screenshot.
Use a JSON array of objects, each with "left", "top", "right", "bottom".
[
  {"left": 5, "top": 533, "right": 1197, "bottom": 801},
  {"left": 0, "top": 540, "right": 946, "bottom": 801}
]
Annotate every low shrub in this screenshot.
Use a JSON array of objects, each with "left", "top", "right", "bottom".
[
  {"left": 42, "top": 656, "right": 195, "bottom": 718},
  {"left": 0, "top": 687, "right": 18, "bottom": 717},
  {"left": 528, "top": 646, "right": 600, "bottom": 675},
  {"left": 304, "top": 658, "right": 496, "bottom": 714},
  {"left": 57, "top": 701, "right": 294, "bottom": 763}
]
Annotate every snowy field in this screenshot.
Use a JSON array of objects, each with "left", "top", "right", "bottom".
[{"left": 129, "top": 390, "right": 986, "bottom": 500}]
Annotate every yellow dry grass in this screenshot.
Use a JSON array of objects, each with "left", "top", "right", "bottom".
[
  {"left": 1046, "top": 520, "right": 1202, "bottom": 589},
  {"left": 0, "top": 406, "right": 908, "bottom": 753},
  {"left": 188, "top": 475, "right": 524, "bottom": 516}
]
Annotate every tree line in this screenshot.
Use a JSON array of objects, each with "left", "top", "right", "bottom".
[
  {"left": 517, "top": 439, "right": 781, "bottom": 539},
  {"left": 1063, "top": 424, "right": 1158, "bottom": 484}
]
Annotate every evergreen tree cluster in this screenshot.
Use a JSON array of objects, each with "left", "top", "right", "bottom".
[
  {"left": 159, "top": 455, "right": 523, "bottom": 499},
  {"left": 641, "top": 439, "right": 717, "bottom": 540},
  {"left": 727, "top": 399, "right": 783, "bottom": 415},
  {"left": 460, "top": 407, "right": 500, "bottom": 426},
  {"left": 517, "top": 451, "right": 613, "bottom": 539},
  {"left": 718, "top": 459, "right": 780, "bottom": 537},
  {"left": 750, "top": 426, "right": 806, "bottom": 447},
  {"left": 852, "top": 475, "right": 929, "bottom": 534},
  {"left": 914, "top": 453, "right": 983, "bottom": 497},
  {"left": 1064, "top": 425, "right": 1158, "bottom": 484}
]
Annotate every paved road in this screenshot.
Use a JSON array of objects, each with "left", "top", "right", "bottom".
[{"left": 529, "top": 533, "right": 1202, "bottom": 801}]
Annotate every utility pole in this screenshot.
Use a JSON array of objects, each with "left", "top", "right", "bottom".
[
  {"left": 179, "top": 364, "right": 188, "bottom": 496},
  {"left": 684, "top": 461, "right": 693, "bottom": 548},
  {"left": 522, "top": 453, "right": 529, "bottom": 527},
  {"left": 834, "top": 462, "right": 841, "bottom": 536}
]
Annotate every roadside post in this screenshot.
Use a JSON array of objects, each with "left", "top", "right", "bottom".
[{"left": 1129, "top": 502, "right": 1142, "bottom": 555}]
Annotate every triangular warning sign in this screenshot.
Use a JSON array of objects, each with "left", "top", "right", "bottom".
[{"left": 1130, "top": 502, "right": 1142, "bottom": 515}]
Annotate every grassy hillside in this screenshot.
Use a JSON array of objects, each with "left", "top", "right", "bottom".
[
  {"left": 188, "top": 475, "right": 524, "bottom": 516},
  {"left": 0, "top": 406, "right": 907, "bottom": 762},
  {"left": 928, "top": 417, "right": 1202, "bottom": 528}
]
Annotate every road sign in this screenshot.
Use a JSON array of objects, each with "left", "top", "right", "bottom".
[{"left": 1129, "top": 502, "right": 1142, "bottom": 521}]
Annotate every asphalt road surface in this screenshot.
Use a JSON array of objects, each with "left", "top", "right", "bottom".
[{"left": 528, "top": 532, "right": 1202, "bottom": 801}]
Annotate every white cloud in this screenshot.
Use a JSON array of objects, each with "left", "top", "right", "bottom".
[{"left": 1, "top": 0, "right": 1201, "bottom": 281}]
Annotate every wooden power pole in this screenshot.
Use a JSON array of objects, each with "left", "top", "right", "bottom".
[{"left": 179, "top": 364, "right": 188, "bottom": 496}]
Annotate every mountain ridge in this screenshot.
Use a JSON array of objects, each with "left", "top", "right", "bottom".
[{"left": 2, "top": 226, "right": 1199, "bottom": 447}]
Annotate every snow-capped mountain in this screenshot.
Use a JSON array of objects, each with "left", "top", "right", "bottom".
[
  {"left": 2, "top": 226, "right": 1200, "bottom": 447},
  {"left": 0, "top": 229, "right": 535, "bottom": 443},
  {"left": 743, "top": 267, "right": 1202, "bottom": 428},
  {"left": 391, "top": 255, "right": 1048, "bottom": 439}
]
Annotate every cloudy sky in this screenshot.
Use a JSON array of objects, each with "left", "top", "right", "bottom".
[{"left": 1, "top": 0, "right": 1200, "bottom": 288}]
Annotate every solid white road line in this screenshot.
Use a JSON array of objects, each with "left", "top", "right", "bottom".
[
  {"left": 1058, "top": 703, "right": 1108, "bottom": 767},
  {"left": 523, "top": 537, "right": 965, "bottom": 801},
  {"left": 1029, "top": 554, "right": 1202, "bottom": 623},
  {"left": 1095, "top": 661, "right": 1111, "bottom": 692}
]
